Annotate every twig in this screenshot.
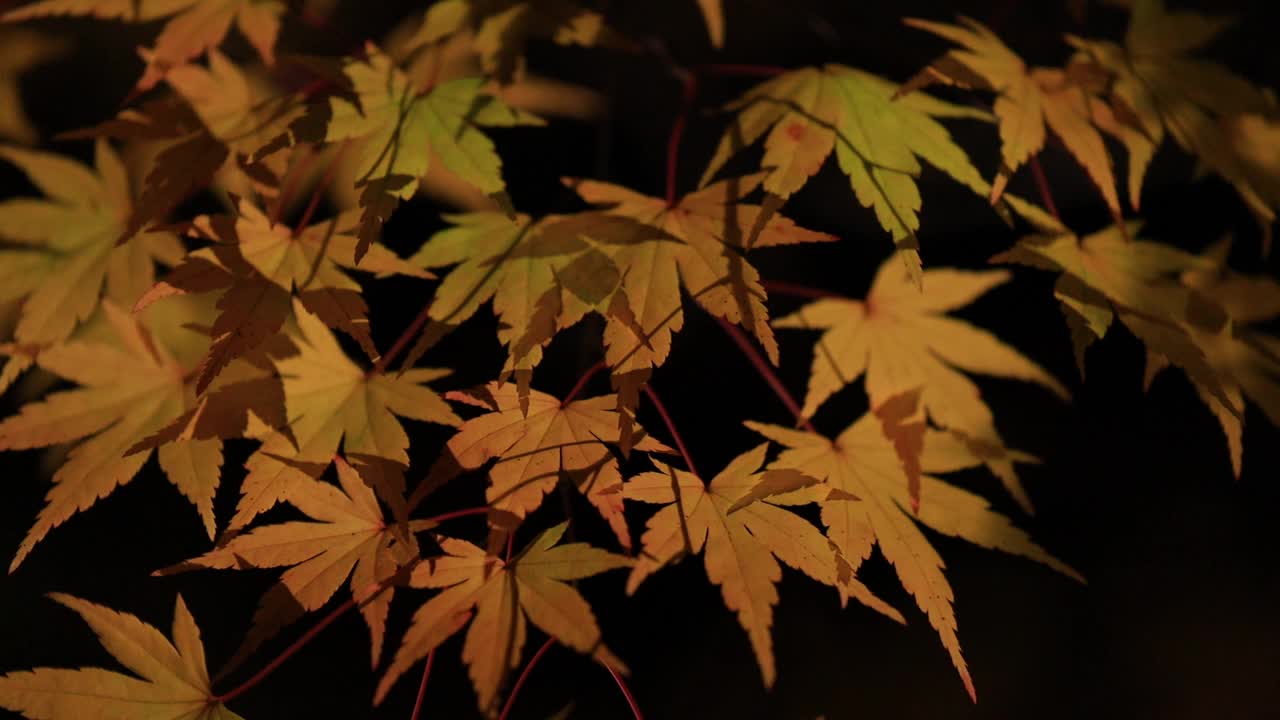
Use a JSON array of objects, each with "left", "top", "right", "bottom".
[
  {"left": 715, "top": 318, "right": 816, "bottom": 432},
  {"left": 212, "top": 572, "right": 398, "bottom": 704},
  {"left": 371, "top": 301, "right": 434, "bottom": 376},
  {"left": 665, "top": 72, "right": 700, "bottom": 207},
  {"left": 496, "top": 637, "right": 556, "bottom": 720},
  {"left": 1028, "top": 155, "right": 1061, "bottom": 222},
  {"left": 408, "top": 651, "right": 435, "bottom": 720},
  {"left": 418, "top": 506, "right": 491, "bottom": 526},
  {"left": 563, "top": 360, "right": 607, "bottom": 405},
  {"left": 270, "top": 145, "right": 316, "bottom": 226},
  {"left": 293, "top": 143, "right": 349, "bottom": 237},
  {"left": 601, "top": 661, "right": 644, "bottom": 720},
  {"left": 641, "top": 384, "right": 698, "bottom": 478},
  {"left": 761, "top": 280, "right": 846, "bottom": 301}
]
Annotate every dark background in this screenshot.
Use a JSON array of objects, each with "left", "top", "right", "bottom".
[{"left": 3, "top": 1, "right": 1280, "bottom": 718}]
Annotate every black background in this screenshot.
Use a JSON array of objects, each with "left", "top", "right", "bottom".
[{"left": 3, "top": 1, "right": 1280, "bottom": 718}]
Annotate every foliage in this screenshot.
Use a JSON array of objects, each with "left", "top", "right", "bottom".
[{"left": 0, "top": 0, "right": 1276, "bottom": 717}]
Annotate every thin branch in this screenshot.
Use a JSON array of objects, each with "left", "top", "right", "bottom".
[
  {"left": 563, "top": 360, "right": 607, "bottom": 405},
  {"left": 212, "top": 574, "right": 394, "bottom": 704},
  {"left": 408, "top": 651, "right": 435, "bottom": 720},
  {"left": 496, "top": 637, "right": 556, "bottom": 720},
  {"left": 269, "top": 145, "right": 316, "bottom": 226},
  {"left": 293, "top": 142, "right": 348, "bottom": 237},
  {"left": 371, "top": 302, "right": 433, "bottom": 376},
  {"left": 601, "top": 661, "right": 644, "bottom": 720},
  {"left": 641, "top": 384, "right": 698, "bottom": 478},
  {"left": 715, "top": 317, "right": 816, "bottom": 432},
  {"left": 212, "top": 554, "right": 422, "bottom": 706},
  {"left": 212, "top": 600, "right": 354, "bottom": 704},
  {"left": 416, "top": 506, "right": 492, "bottom": 527},
  {"left": 761, "top": 280, "right": 847, "bottom": 301},
  {"left": 1028, "top": 155, "right": 1061, "bottom": 222},
  {"left": 665, "top": 71, "right": 699, "bottom": 207}
]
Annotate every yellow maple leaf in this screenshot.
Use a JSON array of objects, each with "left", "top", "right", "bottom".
[
  {"left": 1145, "top": 238, "right": 1280, "bottom": 477},
  {"left": 404, "top": 0, "right": 625, "bottom": 82},
  {"left": 375, "top": 522, "right": 631, "bottom": 714},
  {"left": 4, "top": 0, "right": 283, "bottom": 92},
  {"left": 694, "top": 0, "right": 724, "bottom": 48},
  {"left": 0, "top": 593, "right": 243, "bottom": 719},
  {"left": 901, "top": 16, "right": 1124, "bottom": 219},
  {"left": 409, "top": 210, "right": 677, "bottom": 410},
  {"left": 624, "top": 443, "right": 904, "bottom": 686},
  {"left": 992, "top": 223, "right": 1236, "bottom": 413},
  {"left": 163, "top": 50, "right": 306, "bottom": 201},
  {"left": 570, "top": 173, "right": 836, "bottom": 370},
  {"left": 159, "top": 456, "right": 421, "bottom": 672},
  {"left": 1067, "top": 0, "right": 1276, "bottom": 241},
  {"left": 0, "top": 141, "right": 183, "bottom": 391},
  {"left": 425, "top": 382, "right": 672, "bottom": 550},
  {"left": 774, "top": 251, "right": 1068, "bottom": 512},
  {"left": 0, "top": 301, "right": 234, "bottom": 571},
  {"left": 227, "top": 300, "right": 460, "bottom": 532},
  {"left": 745, "top": 416, "right": 1083, "bottom": 701},
  {"left": 144, "top": 196, "right": 430, "bottom": 388},
  {"left": 0, "top": 28, "right": 65, "bottom": 144}
]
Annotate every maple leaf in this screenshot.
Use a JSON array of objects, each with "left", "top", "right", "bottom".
[
  {"left": 0, "top": 298, "right": 247, "bottom": 571},
  {"left": 375, "top": 522, "right": 632, "bottom": 713},
  {"left": 694, "top": 0, "right": 724, "bottom": 48},
  {"left": 566, "top": 173, "right": 834, "bottom": 442},
  {"left": 745, "top": 416, "right": 1083, "bottom": 701},
  {"left": 992, "top": 223, "right": 1236, "bottom": 412},
  {"left": 295, "top": 43, "right": 542, "bottom": 261},
  {"left": 3, "top": 0, "right": 283, "bottom": 92},
  {"left": 424, "top": 383, "right": 672, "bottom": 550},
  {"left": 225, "top": 300, "right": 460, "bottom": 532},
  {"left": 158, "top": 456, "right": 420, "bottom": 672},
  {"left": 1153, "top": 238, "right": 1280, "bottom": 477},
  {"left": 147, "top": 196, "right": 430, "bottom": 390},
  {"left": 1210, "top": 111, "right": 1280, "bottom": 253},
  {"left": 699, "top": 64, "right": 997, "bottom": 282},
  {"left": 0, "top": 140, "right": 183, "bottom": 391},
  {"left": 899, "top": 16, "right": 1124, "bottom": 220},
  {"left": 82, "top": 51, "right": 308, "bottom": 246},
  {"left": 1066, "top": 0, "right": 1276, "bottom": 240},
  {"left": 0, "top": 593, "right": 243, "bottom": 719},
  {"left": 405, "top": 0, "right": 627, "bottom": 82},
  {"left": 569, "top": 173, "right": 835, "bottom": 372},
  {"left": 773, "top": 252, "right": 1069, "bottom": 512},
  {"left": 408, "top": 210, "right": 676, "bottom": 408},
  {"left": 624, "top": 443, "right": 904, "bottom": 686},
  {"left": 162, "top": 51, "right": 307, "bottom": 199},
  {"left": 0, "top": 28, "right": 66, "bottom": 144}
]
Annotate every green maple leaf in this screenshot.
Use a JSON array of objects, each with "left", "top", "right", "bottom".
[
  {"left": 700, "top": 64, "right": 998, "bottom": 284},
  {"left": 306, "top": 43, "right": 543, "bottom": 261}
]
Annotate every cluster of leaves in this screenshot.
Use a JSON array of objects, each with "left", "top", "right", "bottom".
[{"left": 0, "top": 0, "right": 1276, "bottom": 717}]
